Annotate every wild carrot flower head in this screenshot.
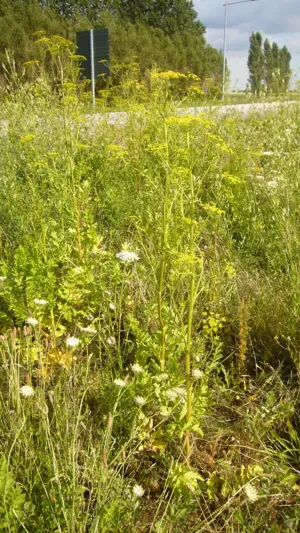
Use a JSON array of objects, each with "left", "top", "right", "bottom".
[
  {"left": 34, "top": 298, "right": 48, "bottom": 305},
  {"left": 80, "top": 327, "right": 97, "bottom": 334},
  {"left": 114, "top": 379, "right": 126, "bottom": 387},
  {"left": 132, "top": 363, "right": 144, "bottom": 374},
  {"left": 132, "top": 484, "right": 145, "bottom": 497},
  {"left": 244, "top": 483, "right": 258, "bottom": 502},
  {"left": 66, "top": 336, "right": 80, "bottom": 348},
  {"left": 135, "top": 396, "right": 146, "bottom": 406},
  {"left": 26, "top": 318, "right": 38, "bottom": 326},
  {"left": 192, "top": 369, "right": 204, "bottom": 380},
  {"left": 116, "top": 251, "right": 140, "bottom": 263},
  {"left": 20, "top": 385, "right": 35, "bottom": 398}
]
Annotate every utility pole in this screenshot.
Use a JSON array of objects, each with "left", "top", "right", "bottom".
[{"left": 222, "top": 0, "right": 259, "bottom": 100}]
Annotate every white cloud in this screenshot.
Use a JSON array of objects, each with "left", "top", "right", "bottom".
[{"left": 195, "top": 0, "right": 300, "bottom": 88}]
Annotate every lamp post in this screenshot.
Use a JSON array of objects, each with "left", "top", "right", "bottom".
[{"left": 222, "top": 0, "right": 258, "bottom": 100}]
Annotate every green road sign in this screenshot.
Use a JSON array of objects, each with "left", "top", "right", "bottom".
[{"left": 76, "top": 29, "right": 110, "bottom": 80}]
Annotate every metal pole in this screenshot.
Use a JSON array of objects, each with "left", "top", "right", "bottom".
[
  {"left": 90, "top": 29, "right": 95, "bottom": 106},
  {"left": 222, "top": 1, "right": 228, "bottom": 100}
]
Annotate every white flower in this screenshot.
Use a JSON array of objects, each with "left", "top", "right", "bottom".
[
  {"left": 109, "top": 302, "right": 116, "bottom": 310},
  {"left": 166, "top": 387, "right": 186, "bottom": 401},
  {"left": 114, "top": 379, "right": 126, "bottom": 387},
  {"left": 116, "top": 251, "right": 140, "bottom": 263},
  {"left": 107, "top": 336, "right": 116, "bottom": 345},
  {"left": 26, "top": 318, "right": 38, "bottom": 326},
  {"left": 20, "top": 385, "right": 35, "bottom": 398},
  {"left": 156, "top": 373, "right": 169, "bottom": 382},
  {"left": 266, "top": 180, "right": 277, "bottom": 188},
  {"left": 135, "top": 396, "right": 146, "bottom": 406},
  {"left": 66, "top": 336, "right": 80, "bottom": 348},
  {"left": 0, "top": 276, "right": 6, "bottom": 282},
  {"left": 80, "top": 327, "right": 97, "bottom": 334},
  {"left": 132, "top": 484, "right": 145, "bottom": 498},
  {"left": 244, "top": 483, "right": 258, "bottom": 502},
  {"left": 262, "top": 151, "right": 274, "bottom": 156},
  {"left": 34, "top": 298, "right": 49, "bottom": 305},
  {"left": 166, "top": 389, "right": 178, "bottom": 401},
  {"left": 132, "top": 363, "right": 144, "bottom": 374},
  {"left": 192, "top": 369, "right": 204, "bottom": 380}
]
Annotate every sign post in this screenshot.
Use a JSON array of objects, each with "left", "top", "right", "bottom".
[
  {"left": 76, "top": 29, "right": 110, "bottom": 106},
  {"left": 90, "top": 29, "right": 95, "bottom": 106}
]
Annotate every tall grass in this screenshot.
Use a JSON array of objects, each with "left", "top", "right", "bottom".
[{"left": 0, "top": 38, "right": 299, "bottom": 532}]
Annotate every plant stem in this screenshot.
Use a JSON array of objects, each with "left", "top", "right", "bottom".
[
  {"left": 158, "top": 124, "right": 170, "bottom": 371},
  {"left": 185, "top": 132, "right": 196, "bottom": 460}
]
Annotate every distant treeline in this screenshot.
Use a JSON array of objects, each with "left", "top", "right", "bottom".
[
  {"left": 0, "top": 0, "right": 224, "bottom": 86},
  {"left": 248, "top": 32, "right": 292, "bottom": 96}
]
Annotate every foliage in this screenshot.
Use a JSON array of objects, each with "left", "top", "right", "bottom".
[
  {"left": 247, "top": 32, "right": 264, "bottom": 97},
  {"left": 0, "top": 0, "right": 223, "bottom": 92},
  {"left": 0, "top": 40, "right": 300, "bottom": 531},
  {"left": 248, "top": 32, "right": 292, "bottom": 96}
]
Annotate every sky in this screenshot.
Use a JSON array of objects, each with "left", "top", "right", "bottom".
[{"left": 194, "top": 0, "right": 300, "bottom": 90}]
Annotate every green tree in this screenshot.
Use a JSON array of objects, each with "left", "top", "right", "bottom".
[
  {"left": 247, "top": 32, "right": 264, "bottom": 96},
  {"left": 279, "top": 45, "right": 292, "bottom": 92},
  {"left": 263, "top": 38, "right": 273, "bottom": 94}
]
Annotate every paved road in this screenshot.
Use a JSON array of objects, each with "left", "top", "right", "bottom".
[
  {"left": 0, "top": 101, "right": 295, "bottom": 134},
  {"left": 87, "top": 100, "right": 295, "bottom": 126}
]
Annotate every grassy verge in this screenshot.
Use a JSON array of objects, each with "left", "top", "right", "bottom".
[{"left": 0, "top": 43, "right": 300, "bottom": 532}]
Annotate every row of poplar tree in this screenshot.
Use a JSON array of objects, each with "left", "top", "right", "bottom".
[{"left": 248, "top": 32, "right": 292, "bottom": 96}]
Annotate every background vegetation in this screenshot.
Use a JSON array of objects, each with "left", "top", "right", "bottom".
[
  {"left": 0, "top": 0, "right": 223, "bottom": 90},
  {"left": 0, "top": 37, "right": 299, "bottom": 532},
  {"left": 247, "top": 32, "right": 292, "bottom": 96}
]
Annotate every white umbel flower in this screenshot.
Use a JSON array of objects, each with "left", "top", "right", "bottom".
[
  {"left": 26, "top": 318, "right": 38, "bottom": 326},
  {"left": 80, "top": 327, "right": 97, "bottom": 334},
  {"left": 34, "top": 298, "right": 48, "bottom": 305},
  {"left": 107, "top": 336, "right": 116, "bottom": 345},
  {"left": 132, "top": 363, "right": 144, "bottom": 374},
  {"left": 66, "top": 336, "right": 80, "bottom": 348},
  {"left": 192, "top": 369, "right": 204, "bottom": 380},
  {"left": 109, "top": 302, "right": 116, "bottom": 310},
  {"left": 156, "top": 373, "right": 169, "bottom": 382},
  {"left": 266, "top": 180, "right": 277, "bottom": 188},
  {"left": 114, "top": 379, "right": 126, "bottom": 387},
  {"left": 132, "top": 484, "right": 145, "bottom": 497},
  {"left": 0, "top": 276, "right": 6, "bottom": 282},
  {"left": 166, "top": 387, "right": 186, "bottom": 401},
  {"left": 116, "top": 251, "right": 140, "bottom": 263},
  {"left": 135, "top": 396, "right": 146, "bottom": 406},
  {"left": 20, "top": 385, "right": 35, "bottom": 398},
  {"left": 244, "top": 483, "right": 258, "bottom": 502}
]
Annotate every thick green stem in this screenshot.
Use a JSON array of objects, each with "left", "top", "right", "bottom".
[
  {"left": 185, "top": 132, "right": 196, "bottom": 460},
  {"left": 158, "top": 124, "right": 169, "bottom": 371}
]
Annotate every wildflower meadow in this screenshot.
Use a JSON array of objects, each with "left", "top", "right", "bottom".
[{"left": 0, "top": 37, "right": 299, "bottom": 532}]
